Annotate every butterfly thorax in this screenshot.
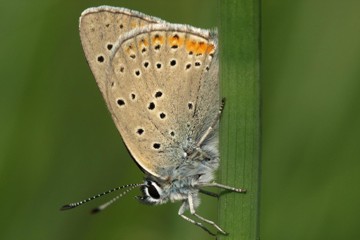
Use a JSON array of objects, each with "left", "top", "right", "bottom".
[{"left": 138, "top": 141, "right": 219, "bottom": 205}]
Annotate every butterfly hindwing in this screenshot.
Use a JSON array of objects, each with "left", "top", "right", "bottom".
[{"left": 106, "top": 24, "right": 218, "bottom": 178}]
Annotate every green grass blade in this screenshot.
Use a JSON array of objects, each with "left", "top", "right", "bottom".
[{"left": 218, "top": 0, "right": 261, "bottom": 239}]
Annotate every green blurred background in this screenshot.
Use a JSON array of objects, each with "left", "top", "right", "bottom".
[{"left": 1, "top": 0, "right": 359, "bottom": 239}]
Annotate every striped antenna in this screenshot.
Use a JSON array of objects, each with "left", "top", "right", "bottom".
[
  {"left": 91, "top": 184, "right": 140, "bottom": 214},
  {"left": 60, "top": 183, "right": 143, "bottom": 211}
]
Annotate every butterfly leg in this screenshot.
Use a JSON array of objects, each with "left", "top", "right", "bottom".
[
  {"left": 200, "top": 182, "right": 246, "bottom": 193},
  {"left": 193, "top": 213, "right": 227, "bottom": 235},
  {"left": 188, "top": 193, "right": 228, "bottom": 235},
  {"left": 178, "top": 194, "right": 228, "bottom": 235},
  {"left": 196, "top": 99, "right": 225, "bottom": 147},
  {"left": 199, "top": 189, "right": 219, "bottom": 198},
  {"left": 178, "top": 201, "right": 216, "bottom": 236}
]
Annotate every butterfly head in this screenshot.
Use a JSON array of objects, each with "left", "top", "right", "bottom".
[
  {"left": 137, "top": 172, "right": 200, "bottom": 205},
  {"left": 137, "top": 179, "right": 169, "bottom": 205}
]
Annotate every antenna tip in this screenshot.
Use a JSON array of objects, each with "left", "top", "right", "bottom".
[
  {"left": 91, "top": 207, "right": 101, "bottom": 214},
  {"left": 60, "top": 204, "right": 76, "bottom": 211}
]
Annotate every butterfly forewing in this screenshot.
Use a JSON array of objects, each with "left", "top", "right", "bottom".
[
  {"left": 106, "top": 24, "right": 219, "bottom": 178},
  {"left": 79, "top": 6, "right": 163, "bottom": 97}
]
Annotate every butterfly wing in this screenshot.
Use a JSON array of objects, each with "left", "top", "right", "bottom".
[
  {"left": 105, "top": 24, "right": 219, "bottom": 179},
  {"left": 79, "top": 6, "right": 164, "bottom": 98}
]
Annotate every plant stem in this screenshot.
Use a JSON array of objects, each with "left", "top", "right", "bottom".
[{"left": 218, "top": 0, "right": 261, "bottom": 239}]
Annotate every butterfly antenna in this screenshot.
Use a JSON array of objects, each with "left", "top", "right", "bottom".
[
  {"left": 60, "top": 183, "right": 143, "bottom": 211},
  {"left": 91, "top": 184, "right": 140, "bottom": 214}
]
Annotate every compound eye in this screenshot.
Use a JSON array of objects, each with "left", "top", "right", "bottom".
[{"left": 147, "top": 184, "right": 160, "bottom": 199}]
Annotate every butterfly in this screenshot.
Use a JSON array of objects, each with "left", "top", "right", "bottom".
[{"left": 61, "top": 6, "right": 246, "bottom": 236}]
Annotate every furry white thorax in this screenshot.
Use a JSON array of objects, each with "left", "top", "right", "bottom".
[{"left": 138, "top": 133, "right": 219, "bottom": 208}]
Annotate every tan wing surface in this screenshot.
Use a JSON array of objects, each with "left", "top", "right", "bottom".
[
  {"left": 79, "top": 6, "right": 164, "bottom": 98},
  {"left": 106, "top": 24, "right": 218, "bottom": 179}
]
